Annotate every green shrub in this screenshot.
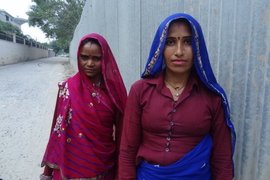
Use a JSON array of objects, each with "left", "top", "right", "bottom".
[{"left": 0, "top": 21, "right": 23, "bottom": 36}]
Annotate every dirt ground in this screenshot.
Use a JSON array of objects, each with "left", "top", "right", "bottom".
[{"left": 0, "top": 57, "right": 74, "bottom": 180}]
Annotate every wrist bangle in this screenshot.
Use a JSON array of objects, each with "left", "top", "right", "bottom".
[{"left": 40, "top": 174, "right": 52, "bottom": 180}]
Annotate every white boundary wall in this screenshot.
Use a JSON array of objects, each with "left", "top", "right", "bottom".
[{"left": 0, "top": 39, "right": 49, "bottom": 65}]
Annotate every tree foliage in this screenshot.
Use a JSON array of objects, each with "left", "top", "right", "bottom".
[
  {"left": 49, "top": 40, "right": 62, "bottom": 55},
  {"left": 0, "top": 21, "right": 23, "bottom": 35},
  {"left": 27, "top": 0, "right": 86, "bottom": 53}
]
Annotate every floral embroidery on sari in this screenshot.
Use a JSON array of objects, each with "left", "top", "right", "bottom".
[
  {"left": 58, "top": 81, "right": 69, "bottom": 99},
  {"left": 53, "top": 115, "right": 63, "bottom": 137}
]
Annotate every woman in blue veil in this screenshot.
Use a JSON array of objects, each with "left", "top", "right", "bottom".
[{"left": 119, "top": 13, "right": 236, "bottom": 180}]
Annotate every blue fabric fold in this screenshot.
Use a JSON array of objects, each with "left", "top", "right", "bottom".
[{"left": 137, "top": 135, "right": 212, "bottom": 180}]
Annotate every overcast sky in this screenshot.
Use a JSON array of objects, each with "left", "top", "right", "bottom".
[{"left": 0, "top": 0, "right": 49, "bottom": 43}]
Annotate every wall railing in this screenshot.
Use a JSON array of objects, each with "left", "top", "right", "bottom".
[{"left": 0, "top": 31, "right": 47, "bottom": 50}]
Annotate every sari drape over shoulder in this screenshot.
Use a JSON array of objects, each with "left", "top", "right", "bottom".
[{"left": 42, "top": 33, "right": 127, "bottom": 179}]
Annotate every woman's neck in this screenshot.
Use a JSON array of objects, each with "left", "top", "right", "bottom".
[
  {"left": 89, "top": 75, "right": 102, "bottom": 86},
  {"left": 164, "top": 70, "right": 191, "bottom": 87}
]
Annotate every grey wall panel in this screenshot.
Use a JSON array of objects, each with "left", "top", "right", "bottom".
[
  {"left": 70, "top": 0, "right": 270, "bottom": 179},
  {"left": 117, "top": 0, "right": 141, "bottom": 89}
]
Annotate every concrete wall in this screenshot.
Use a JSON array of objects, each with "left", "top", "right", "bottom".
[
  {"left": 0, "top": 39, "right": 49, "bottom": 65},
  {"left": 69, "top": 0, "right": 270, "bottom": 180}
]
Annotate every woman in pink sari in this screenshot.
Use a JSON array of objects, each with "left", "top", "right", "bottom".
[{"left": 40, "top": 33, "right": 127, "bottom": 180}]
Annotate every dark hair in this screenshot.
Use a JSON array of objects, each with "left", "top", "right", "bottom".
[
  {"left": 80, "top": 38, "right": 101, "bottom": 49},
  {"left": 169, "top": 18, "right": 192, "bottom": 33}
]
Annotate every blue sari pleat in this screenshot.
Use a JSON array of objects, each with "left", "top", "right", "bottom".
[{"left": 137, "top": 135, "right": 212, "bottom": 180}]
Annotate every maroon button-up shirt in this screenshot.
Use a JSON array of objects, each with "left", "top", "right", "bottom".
[{"left": 119, "top": 72, "right": 233, "bottom": 180}]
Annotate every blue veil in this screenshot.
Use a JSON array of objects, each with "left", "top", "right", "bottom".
[{"left": 141, "top": 13, "right": 236, "bottom": 153}]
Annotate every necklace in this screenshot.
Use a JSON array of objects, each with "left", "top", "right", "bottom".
[
  {"left": 93, "top": 81, "right": 101, "bottom": 87},
  {"left": 91, "top": 81, "right": 101, "bottom": 100},
  {"left": 165, "top": 80, "right": 185, "bottom": 97}
]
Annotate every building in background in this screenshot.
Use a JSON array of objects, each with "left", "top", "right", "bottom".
[{"left": 0, "top": 9, "right": 27, "bottom": 29}]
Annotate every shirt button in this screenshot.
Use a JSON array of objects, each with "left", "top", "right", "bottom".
[
  {"left": 172, "top": 109, "right": 176, "bottom": 113},
  {"left": 92, "top": 92, "right": 97, "bottom": 97},
  {"left": 66, "top": 138, "right": 71, "bottom": 143},
  {"left": 165, "top": 148, "right": 170, "bottom": 152},
  {"left": 78, "top": 133, "right": 83, "bottom": 138},
  {"left": 166, "top": 142, "right": 170, "bottom": 146},
  {"left": 167, "top": 136, "right": 171, "bottom": 141},
  {"left": 170, "top": 121, "right": 174, "bottom": 126}
]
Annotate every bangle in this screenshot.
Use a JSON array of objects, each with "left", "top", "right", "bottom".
[{"left": 40, "top": 174, "right": 52, "bottom": 180}]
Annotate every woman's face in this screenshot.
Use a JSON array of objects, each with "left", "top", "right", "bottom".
[
  {"left": 163, "top": 21, "right": 193, "bottom": 75},
  {"left": 78, "top": 41, "right": 102, "bottom": 82}
]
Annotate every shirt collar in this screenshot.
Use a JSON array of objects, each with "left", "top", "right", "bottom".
[{"left": 143, "top": 70, "right": 200, "bottom": 92}]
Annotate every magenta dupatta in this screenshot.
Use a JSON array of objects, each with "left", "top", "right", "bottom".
[{"left": 42, "top": 33, "right": 127, "bottom": 179}]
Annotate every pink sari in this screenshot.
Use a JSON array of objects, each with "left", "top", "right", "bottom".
[{"left": 42, "top": 33, "right": 127, "bottom": 179}]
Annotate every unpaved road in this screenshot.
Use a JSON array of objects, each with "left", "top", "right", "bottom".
[{"left": 0, "top": 57, "right": 74, "bottom": 180}]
